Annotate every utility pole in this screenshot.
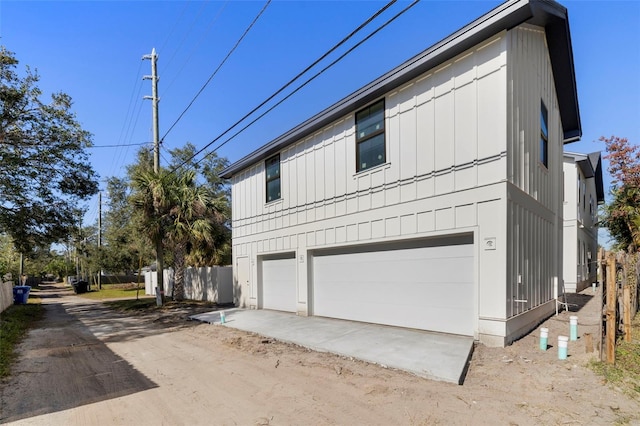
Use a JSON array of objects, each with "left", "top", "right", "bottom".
[
  {"left": 98, "top": 191, "right": 102, "bottom": 290},
  {"left": 143, "top": 48, "right": 164, "bottom": 305},
  {"left": 143, "top": 48, "right": 160, "bottom": 172}
]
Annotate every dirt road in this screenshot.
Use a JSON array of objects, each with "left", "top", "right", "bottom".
[{"left": 1, "top": 283, "right": 638, "bottom": 425}]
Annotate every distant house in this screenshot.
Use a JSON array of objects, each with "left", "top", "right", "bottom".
[
  {"left": 562, "top": 152, "right": 604, "bottom": 293},
  {"left": 220, "top": 0, "right": 581, "bottom": 347}
]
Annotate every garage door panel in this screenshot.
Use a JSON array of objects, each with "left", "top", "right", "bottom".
[
  {"left": 261, "top": 257, "right": 296, "bottom": 312},
  {"left": 313, "top": 241, "right": 474, "bottom": 336}
]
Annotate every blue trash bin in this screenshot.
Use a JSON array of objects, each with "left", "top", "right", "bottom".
[{"left": 13, "top": 286, "right": 31, "bottom": 304}]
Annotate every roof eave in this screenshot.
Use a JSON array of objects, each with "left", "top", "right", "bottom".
[{"left": 221, "top": 0, "right": 580, "bottom": 178}]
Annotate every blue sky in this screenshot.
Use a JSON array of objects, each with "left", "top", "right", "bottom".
[{"left": 1, "top": 0, "right": 639, "bottom": 245}]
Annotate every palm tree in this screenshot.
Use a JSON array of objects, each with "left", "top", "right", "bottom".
[
  {"left": 130, "top": 168, "right": 171, "bottom": 300},
  {"left": 131, "top": 167, "right": 227, "bottom": 301},
  {"left": 164, "top": 170, "right": 218, "bottom": 301}
]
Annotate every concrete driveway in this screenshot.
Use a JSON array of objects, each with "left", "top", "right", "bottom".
[{"left": 191, "top": 309, "right": 474, "bottom": 384}]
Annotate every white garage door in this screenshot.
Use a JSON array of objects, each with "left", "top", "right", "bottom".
[
  {"left": 261, "top": 254, "right": 297, "bottom": 312},
  {"left": 313, "top": 236, "right": 474, "bottom": 336}
]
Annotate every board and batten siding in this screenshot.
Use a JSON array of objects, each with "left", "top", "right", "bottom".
[
  {"left": 498, "top": 24, "right": 563, "bottom": 336},
  {"left": 231, "top": 32, "right": 509, "bottom": 331},
  {"left": 231, "top": 32, "right": 507, "bottom": 238},
  {"left": 231, "top": 24, "right": 567, "bottom": 346}
]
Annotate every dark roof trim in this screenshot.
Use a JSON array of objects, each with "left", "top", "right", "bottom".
[
  {"left": 221, "top": 0, "right": 580, "bottom": 178},
  {"left": 588, "top": 151, "right": 605, "bottom": 203},
  {"left": 565, "top": 151, "right": 605, "bottom": 204}
]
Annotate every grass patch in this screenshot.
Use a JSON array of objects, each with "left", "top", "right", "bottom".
[
  {"left": 0, "top": 301, "right": 45, "bottom": 378},
  {"left": 105, "top": 298, "right": 157, "bottom": 312},
  {"left": 76, "top": 284, "right": 149, "bottom": 301},
  {"left": 589, "top": 314, "right": 640, "bottom": 400}
]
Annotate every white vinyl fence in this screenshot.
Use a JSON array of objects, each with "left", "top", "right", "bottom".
[{"left": 145, "top": 266, "right": 233, "bottom": 304}]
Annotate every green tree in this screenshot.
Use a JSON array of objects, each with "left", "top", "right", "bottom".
[
  {"left": 600, "top": 136, "right": 640, "bottom": 251},
  {"left": 101, "top": 176, "right": 153, "bottom": 274},
  {"left": 168, "top": 144, "right": 231, "bottom": 265},
  {"left": 130, "top": 167, "right": 171, "bottom": 297},
  {"left": 164, "top": 170, "right": 220, "bottom": 300},
  {"left": 0, "top": 47, "right": 98, "bottom": 253},
  {"left": 0, "top": 233, "right": 19, "bottom": 280},
  {"left": 130, "top": 147, "right": 229, "bottom": 301}
]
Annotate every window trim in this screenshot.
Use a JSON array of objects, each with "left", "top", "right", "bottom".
[
  {"left": 540, "top": 101, "right": 549, "bottom": 168},
  {"left": 355, "top": 99, "right": 386, "bottom": 173},
  {"left": 265, "top": 153, "right": 281, "bottom": 203}
]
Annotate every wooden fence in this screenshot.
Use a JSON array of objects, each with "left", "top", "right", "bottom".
[
  {"left": 0, "top": 281, "right": 13, "bottom": 313},
  {"left": 600, "top": 249, "right": 639, "bottom": 363}
]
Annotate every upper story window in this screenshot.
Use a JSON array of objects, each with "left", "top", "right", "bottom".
[
  {"left": 265, "top": 154, "right": 281, "bottom": 203},
  {"left": 540, "top": 101, "right": 548, "bottom": 168},
  {"left": 356, "top": 99, "right": 385, "bottom": 172}
]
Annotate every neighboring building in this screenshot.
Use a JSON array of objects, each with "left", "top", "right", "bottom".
[
  {"left": 220, "top": 0, "right": 581, "bottom": 347},
  {"left": 562, "top": 152, "right": 604, "bottom": 293}
]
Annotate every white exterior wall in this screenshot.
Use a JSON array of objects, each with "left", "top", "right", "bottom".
[
  {"left": 232, "top": 33, "right": 508, "bottom": 335},
  {"left": 230, "top": 25, "right": 566, "bottom": 346},
  {"left": 563, "top": 156, "right": 599, "bottom": 293},
  {"left": 482, "top": 25, "right": 565, "bottom": 345}
]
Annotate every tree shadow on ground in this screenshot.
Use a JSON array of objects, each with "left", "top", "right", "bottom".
[{"left": 0, "top": 292, "right": 158, "bottom": 423}]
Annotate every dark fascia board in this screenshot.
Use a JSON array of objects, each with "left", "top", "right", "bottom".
[
  {"left": 576, "top": 158, "right": 595, "bottom": 179},
  {"left": 221, "top": 0, "right": 580, "bottom": 179},
  {"left": 588, "top": 151, "right": 605, "bottom": 203},
  {"left": 566, "top": 151, "right": 605, "bottom": 204}
]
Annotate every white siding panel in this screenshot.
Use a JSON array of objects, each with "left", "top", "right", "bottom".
[
  {"left": 306, "top": 139, "right": 315, "bottom": 203},
  {"left": 417, "top": 210, "right": 434, "bottom": 232},
  {"left": 325, "top": 142, "right": 335, "bottom": 200},
  {"left": 455, "top": 204, "right": 476, "bottom": 228},
  {"left": 386, "top": 216, "right": 400, "bottom": 237},
  {"left": 416, "top": 100, "right": 435, "bottom": 178},
  {"left": 477, "top": 69, "right": 506, "bottom": 159},
  {"left": 434, "top": 92, "right": 454, "bottom": 171},
  {"left": 399, "top": 109, "right": 417, "bottom": 182},
  {"left": 334, "top": 133, "right": 347, "bottom": 197},
  {"left": 454, "top": 83, "right": 477, "bottom": 166},
  {"left": 315, "top": 144, "right": 325, "bottom": 202},
  {"left": 435, "top": 207, "right": 454, "bottom": 230}
]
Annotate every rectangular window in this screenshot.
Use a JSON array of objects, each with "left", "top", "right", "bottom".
[
  {"left": 540, "top": 101, "right": 548, "bottom": 168},
  {"left": 265, "top": 154, "right": 281, "bottom": 203},
  {"left": 356, "top": 99, "right": 385, "bottom": 172}
]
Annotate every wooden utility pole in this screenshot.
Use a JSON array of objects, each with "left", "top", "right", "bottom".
[
  {"left": 98, "top": 191, "right": 102, "bottom": 290},
  {"left": 605, "top": 254, "right": 617, "bottom": 364},
  {"left": 143, "top": 48, "right": 163, "bottom": 305}
]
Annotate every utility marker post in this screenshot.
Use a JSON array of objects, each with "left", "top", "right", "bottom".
[{"left": 143, "top": 48, "right": 164, "bottom": 305}]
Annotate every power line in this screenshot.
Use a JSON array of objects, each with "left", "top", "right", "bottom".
[
  {"left": 89, "top": 142, "right": 150, "bottom": 149},
  {"left": 195, "top": 0, "right": 419, "bottom": 168},
  {"left": 173, "top": 0, "right": 414, "bottom": 174},
  {"left": 106, "top": 61, "right": 147, "bottom": 179},
  {"left": 161, "top": 0, "right": 272, "bottom": 143},
  {"left": 158, "top": 1, "right": 192, "bottom": 67},
  {"left": 162, "top": 1, "right": 230, "bottom": 97}
]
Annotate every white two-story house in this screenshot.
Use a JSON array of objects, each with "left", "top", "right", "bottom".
[
  {"left": 563, "top": 152, "right": 604, "bottom": 293},
  {"left": 220, "top": 0, "right": 581, "bottom": 346}
]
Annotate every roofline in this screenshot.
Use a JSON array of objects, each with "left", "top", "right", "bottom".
[
  {"left": 221, "top": 0, "right": 580, "bottom": 178},
  {"left": 564, "top": 151, "right": 605, "bottom": 203}
]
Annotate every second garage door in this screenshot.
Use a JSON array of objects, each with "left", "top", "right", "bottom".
[
  {"left": 261, "top": 254, "right": 297, "bottom": 312},
  {"left": 312, "top": 235, "right": 474, "bottom": 336}
]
